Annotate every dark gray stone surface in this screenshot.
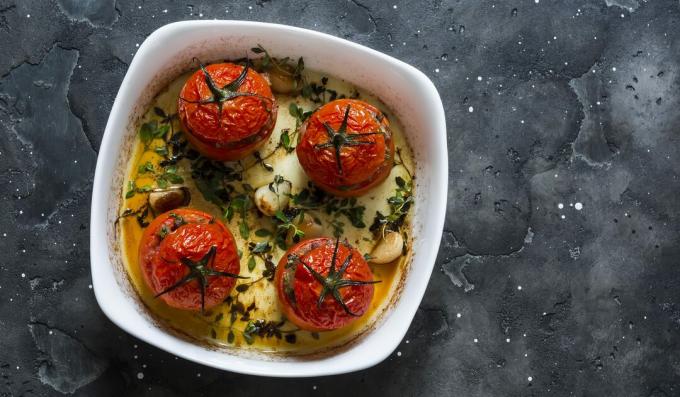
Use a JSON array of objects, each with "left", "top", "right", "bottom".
[{"left": 1, "top": 0, "right": 679, "bottom": 395}]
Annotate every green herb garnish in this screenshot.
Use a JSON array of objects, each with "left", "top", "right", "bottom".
[
  {"left": 370, "top": 175, "right": 413, "bottom": 237},
  {"left": 242, "top": 319, "right": 297, "bottom": 345}
]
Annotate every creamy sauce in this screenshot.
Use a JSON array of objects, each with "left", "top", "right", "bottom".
[{"left": 119, "top": 68, "right": 415, "bottom": 354}]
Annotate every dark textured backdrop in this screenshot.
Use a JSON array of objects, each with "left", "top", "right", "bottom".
[{"left": 1, "top": 0, "right": 679, "bottom": 396}]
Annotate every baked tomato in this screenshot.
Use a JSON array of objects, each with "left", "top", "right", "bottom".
[
  {"left": 296, "top": 98, "right": 394, "bottom": 197},
  {"left": 138, "top": 208, "right": 242, "bottom": 312},
  {"left": 275, "top": 237, "right": 378, "bottom": 331},
  {"left": 178, "top": 62, "right": 277, "bottom": 161}
]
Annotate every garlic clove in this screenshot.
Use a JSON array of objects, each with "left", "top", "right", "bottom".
[
  {"left": 254, "top": 180, "right": 291, "bottom": 216},
  {"left": 298, "top": 213, "right": 324, "bottom": 240},
  {"left": 369, "top": 231, "right": 404, "bottom": 264},
  {"left": 148, "top": 186, "right": 191, "bottom": 214},
  {"left": 267, "top": 64, "right": 300, "bottom": 95}
]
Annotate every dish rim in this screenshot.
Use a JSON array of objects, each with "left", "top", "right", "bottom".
[{"left": 90, "top": 20, "right": 448, "bottom": 377}]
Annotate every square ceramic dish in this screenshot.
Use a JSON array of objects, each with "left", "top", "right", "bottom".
[{"left": 90, "top": 20, "right": 447, "bottom": 377}]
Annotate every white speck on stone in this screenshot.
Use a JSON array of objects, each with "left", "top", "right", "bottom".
[
  {"left": 393, "top": 4, "right": 398, "bottom": 9},
  {"left": 468, "top": 106, "right": 474, "bottom": 113},
  {"left": 397, "top": 351, "right": 402, "bottom": 357},
  {"left": 528, "top": 376, "right": 533, "bottom": 382},
  {"left": 477, "top": 76, "right": 482, "bottom": 81},
  {"left": 534, "top": 0, "right": 539, "bottom": 3},
  {"left": 558, "top": 203, "right": 564, "bottom": 209},
  {"left": 612, "top": 67, "right": 617, "bottom": 72},
  {"left": 21, "top": 273, "right": 25, "bottom": 278},
  {"left": 561, "top": 214, "right": 566, "bottom": 219},
  {"left": 137, "top": 372, "right": 144, "bottom": 380},
  {"left": 313, "top": 385, "right": 317, "bottom": 390},
  {"left": 473, "top": 338, "right": 478, "bottom": 343},
  {"left": 26, "top": 14, "right": 30, "bottom": 18},
  {"left": 575, "top": 202, "right": 583, "bottom": 210},
  {"left": 434, "top": 68, "right": 439, "bottom": 73},
  {"left": 517, "top": 285, "right": 522, "bottom": 290},
  {"left": 506, "top": 338, "right": 511, "bottom": 343},
  {"left": 456, "top": 313, "right": 462, "bottom": 318}
]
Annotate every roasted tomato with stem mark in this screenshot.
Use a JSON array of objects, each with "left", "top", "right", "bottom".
[
  {"left": 296, "top": 98, "right": 394, "bottom": 197},
  {"left": 178, "top": 61, "right": 277, "bottom": 161},
  {"left": 275, "top": 237, "right": 379, "bottom": 331},
  {"left": 138, "top": 208, "right": 243, "bottom": 312}
]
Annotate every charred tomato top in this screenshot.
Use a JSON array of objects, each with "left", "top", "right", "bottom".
[
  {"left": 296, "top": 99, "right": 394, "bottom": 197},
  {"left": 178, "top": 62, "right": 277, "bottom": 161},
  {"left": 275, "top": 237, "right": 377, "bottom": 331},
  {"left": 138, "top": 208, "right": 241, "bottom": 312}
]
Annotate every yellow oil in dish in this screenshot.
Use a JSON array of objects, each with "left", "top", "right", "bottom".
[{"left": 119, "top": 66, "right": 415, "bottom": 354}]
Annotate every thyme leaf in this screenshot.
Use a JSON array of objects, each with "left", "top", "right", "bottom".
[{"left": 369, "top": 175, "right": 413, "bottom": 236}]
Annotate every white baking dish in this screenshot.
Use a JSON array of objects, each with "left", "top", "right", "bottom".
[{"left": 90, "top": 20, "right": 447, "bottom": 377}]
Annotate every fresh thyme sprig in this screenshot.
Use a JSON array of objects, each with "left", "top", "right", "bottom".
[
  {"left": 289, "top": 183, "right": 366, "bottom": 237},
  {"left": 369, "top": 175, "right": 413, "bottom": 238},
  {"left": 135, "top": 161, "right": 184, "bottom": 188},
  {"left": 273, "top": 208, "right": 305, "bottom": 250},
  {"left": 242, "top": 319, "right": 299, "bottom": 345},
  {"left": 280, "top": 103, "right": 313, "bottom": 152}
]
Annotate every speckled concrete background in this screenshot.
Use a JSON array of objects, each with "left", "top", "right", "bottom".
[{"left": 1, "top": 0, "right": 679, "bottom": 396}]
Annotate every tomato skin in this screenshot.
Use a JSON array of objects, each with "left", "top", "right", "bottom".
[
  {"left": 275, "top": 238, "right": 375, "bottom": 331},
  {"left": 178, "top": 63, "right": 277, "bottom": 161},
  {"left": 138, "top": 208, "right": 240, "bottom": 311},
  {"left": 296, "top": 99, "right": 394, "bottom": 197}
]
